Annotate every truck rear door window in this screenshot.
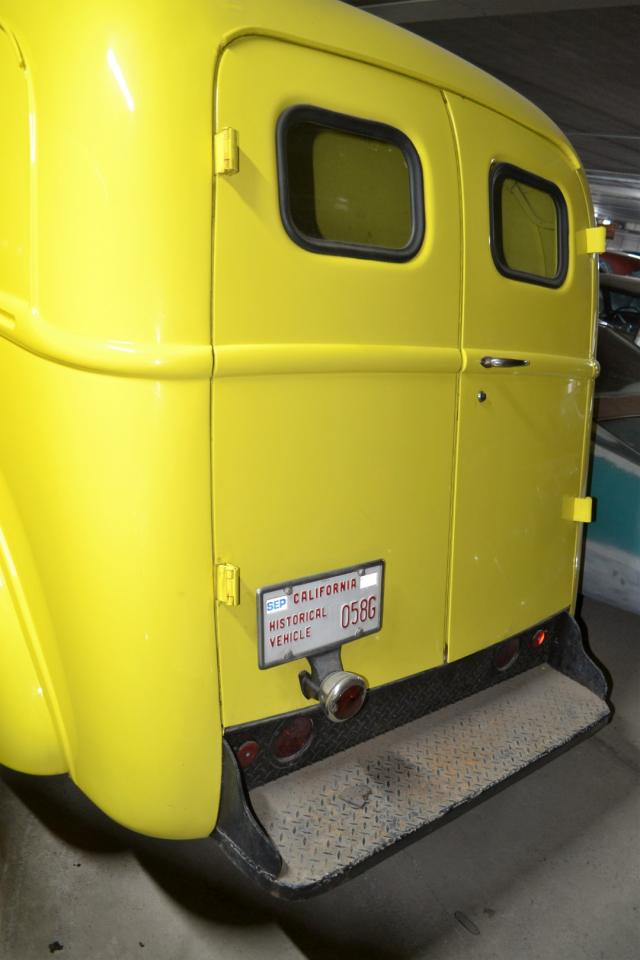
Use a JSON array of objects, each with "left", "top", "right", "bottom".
[
  {"left": 490, "top": 163, "right": 567, "bottom": 287},
  {"left": 277, "top": 105, "right": 424, "bottom": 262}
]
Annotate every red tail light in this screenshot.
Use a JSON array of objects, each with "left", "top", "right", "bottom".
[
  {"left": 532, "top": 629, "right": 547, "bottom": 648},
  {"left": 272, "top": 716, "right": 314, "bottom": 763},
  {"left": 236, "top": 740, "right": 260, "bottom": 769}
]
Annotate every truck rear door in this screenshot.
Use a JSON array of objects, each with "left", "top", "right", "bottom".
[
  {"left": 445, "top": 94, "right": 597, "bottom": 660},
  {"left": 211, "top": 37, "right": 461, "bottom": 726}
]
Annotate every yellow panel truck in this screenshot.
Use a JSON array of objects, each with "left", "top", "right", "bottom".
[{"left": 0, "top": 0, "right": 609, "bottom": 896}]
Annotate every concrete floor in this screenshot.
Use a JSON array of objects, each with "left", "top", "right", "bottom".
[{"left": 1, "top": 597, "right": 638, "bottom": 960}]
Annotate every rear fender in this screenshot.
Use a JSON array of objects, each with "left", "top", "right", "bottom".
[{"left": 0, "top": 475, "right": 67, "bottom": 774}]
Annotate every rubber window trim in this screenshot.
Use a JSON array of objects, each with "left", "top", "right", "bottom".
[
  {"left": 276, "top": 104, "right": 425, "bottom": 263},
  {"left": 489, "top": 162, "right": 568, "bottom": 289}
]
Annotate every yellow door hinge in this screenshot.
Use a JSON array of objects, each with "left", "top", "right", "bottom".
[
  {"left": 215, "top": 562, "right": 240, "bottom": 606},
  {"left": 214, "top": 127, "right": 239, "bottom": 176},
  {"left": 562, "top": 495, "right": 593, "bottom": 523},
  {"left": 578, "top": 226, "right": 606, "bottom": 255}
]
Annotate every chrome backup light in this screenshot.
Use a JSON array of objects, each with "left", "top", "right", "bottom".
[
  {"left": 299, "top": 649, "right": 368, "bottom": 722},
  {"left": 318, "top": 671, "right": 368, "bottom": 723}
]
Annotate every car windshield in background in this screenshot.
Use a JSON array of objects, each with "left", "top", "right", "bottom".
[
  {"left": 595, "top": 273, "right": 640, "bottom": 457},
  {"left": 598, "top": 272, "right": 640, "bottom": 343}
]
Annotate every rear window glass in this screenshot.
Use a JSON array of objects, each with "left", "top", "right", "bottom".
[
  {"left": 490, "top": 163, "right": 567, "bottom": 287},
  {"left": 277, "top": 106, "right": 424, "bottom": 262}
]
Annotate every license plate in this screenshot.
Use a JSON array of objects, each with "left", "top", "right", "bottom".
[{"left": 257, "top": 560, "right": 384, "bottom": 669}]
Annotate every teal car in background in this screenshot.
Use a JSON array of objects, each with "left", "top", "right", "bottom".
[{"left": 582, "top": 273, "right": 640, "bottom": 614}]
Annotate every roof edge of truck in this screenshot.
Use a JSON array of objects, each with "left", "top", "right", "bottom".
[
  {"left": 217, "top": 0, "right": 577, "bottom": 166},
  {"left": 0, "top": 0, "right": 577, "bottom": 166}
]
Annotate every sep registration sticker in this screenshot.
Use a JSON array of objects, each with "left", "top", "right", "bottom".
[{"left": 257, "top": 560, "right": 384, "bottom": 669}]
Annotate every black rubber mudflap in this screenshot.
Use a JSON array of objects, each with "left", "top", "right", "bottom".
[{"left": 215, "top": 662, "right": 609, "bottom": 898}]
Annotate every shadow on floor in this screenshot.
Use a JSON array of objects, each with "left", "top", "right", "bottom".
[
  {"left": 2, "top": 598, "right": 638, "bottom": 959},
  {"left": 2, "top": 710, "right": 636, "bottom": 960}
]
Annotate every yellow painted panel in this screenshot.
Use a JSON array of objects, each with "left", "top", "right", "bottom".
[
  {"left": 0, "top": 26, "right": 29, "bottom": 302},
  {"left": 213, "top": 38, "right": 460, "bottom": 351},
  {"left": 0, "top": 341, "right": 221, "bottom": 838},
  {"left": 446, "top": 94, "right": 596, "bottom": 658},
  {"left": 0, "top": 526, "right": 65, "bottom": 775},
  {"left": 0, "top": 292, "right": 213, "bottom": 379},
  {"left": 0, "top": 3, "right": 220, "bottom": 837},
  {"left": 446, "top": 94, "right": 593, "bottom": 360},
  {"left": 449, "top": 373, "right": 591, "bottom": 655},
  {"left": 215, "top": 343, "right": 460, "bottom": 378},
  {"left": 214, "top": 373, "right": 459, "bottom": 726},
  {"left": 0, "top": 468, "right": 72, "bottom": 772},
  {"left": 0, "top": 2, "right": 216, "bottom": 350},
  {"left": 212, "top": 38, "right": 461, "bottom": 726},
  {"left": 0, "top": 0, "right": 568, "bottom": 351}
]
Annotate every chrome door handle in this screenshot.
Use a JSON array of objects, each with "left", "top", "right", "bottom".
[{"left": 480, "top": 356, "right": 530, "bottom": 368}]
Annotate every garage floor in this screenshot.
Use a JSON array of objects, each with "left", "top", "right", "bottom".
[{"left": 1, "top": 597, "right": 638, "bottom": 960}]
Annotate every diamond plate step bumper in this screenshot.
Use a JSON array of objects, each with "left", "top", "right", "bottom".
[{"left": 216, "top": 660, "right": 609, "bottom": 897}]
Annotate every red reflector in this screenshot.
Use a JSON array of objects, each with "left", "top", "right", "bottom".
[
  {"left": 533, "top": 629, "right": 547, "bottom": 648},
  {"left": 236, "top": 741, "right": 260, "bottom": 769},
  {"left": 272, "top": 716, "right": 314, "bottom": 763},
  {"left": 494, "top": 637, "right": 520, "bottom": 672},
  {"left": 334, "top": 683, "right": 367, "bottom": 721}
]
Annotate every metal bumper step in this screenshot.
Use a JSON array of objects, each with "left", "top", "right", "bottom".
[{"left": 241, "top": 664, "right": 608, "bottom": 895}]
